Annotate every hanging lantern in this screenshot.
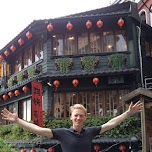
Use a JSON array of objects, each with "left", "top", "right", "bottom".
[
  {"left": 96, "top": 19, "right": 103, "bottom": 28},
  {"left": 47, "top": 23, "right": 54, "bottom": 32},
  {"left": 18, "top": 38, "right": 24, "bottom": 45},
  {"left": 66, "top": 21, "right": 73, "bottom": 30},
  {"left": 14, "top": 90, "right": 20, "bottom": 96},
  {"left": 93, "top": 144, "right": 100, "bottom": 152},
  {"left": 8, "top": 92, "right": 14, "bottom": 98},
  {"left": 117, "top": 18, "right": 124, "bottom": 28},
  {"left": 30, "top": 148, "right": 36, "bottom": 152},
  {"left": 72, "top": 79, "right": 79, "bottom": 87},
  {"left": 86, "top": 20, "right": 92, "bottom": 29},
  {"left": 26, "top": 31, "right": 32, "bottom": 39},
  {"left": 20, "top": 148, "right": 26, "bottom": 152},
  {"left": 4, "top": 50, "right": 10, "bottom": 57},
  {"left": 22, "top": 86, "right": 29, "bottom": 93},
  {"left": 3, "top": 94, "right": 8, "bottom": 100},
  {"left": 10, "top": 45, "right": 16, "bottom": 52},
  {"left": 119, "top": 144, "right": 126, "bottom": 152},
  {"left": 48, "top": 147, "right": 55, "bottom": 152},
  {"left": 53, "top": 80, "right": 60, "bottom": 88},
  {"left": 93, "top": 77, "right": 99, "bottom": 86},
  {"left": 0, "top": 55, "right": 4, "bottom": 61}
]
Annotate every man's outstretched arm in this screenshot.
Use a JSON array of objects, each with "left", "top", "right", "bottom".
[
  {"left": 100, "top": 101, "right": 143, "bottom": 134},
  {"left": 1, "top": 108, "right": 53, "bottom": 138}
]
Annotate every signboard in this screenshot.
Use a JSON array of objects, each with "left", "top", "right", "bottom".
[{"left": 32, "top": 81, "right": 43, "bottom": 127}]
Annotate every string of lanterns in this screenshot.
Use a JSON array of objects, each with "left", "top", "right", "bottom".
[
  {"left": 1, "top": 85, "right": 29, "bottom": 101},
  {"left": 20, "top": 147, "right": 55, "bottom": 152},
  {"left": 47, "top": 18, "right": 124, "bottom": 32},
  {"left": 53, "top": 77, "right": 99, "bottom": 89},
  {"left": 0, "top": 31, "right": 33, "bottom": 61}
]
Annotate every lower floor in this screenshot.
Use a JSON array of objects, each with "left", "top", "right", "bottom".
[{"left": 0, "top": 87, "right": 131, "bottom": 125}]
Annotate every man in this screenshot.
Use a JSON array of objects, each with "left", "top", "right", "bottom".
[{"left": 1, "top": 101, "right": 143, "bottom": 152}]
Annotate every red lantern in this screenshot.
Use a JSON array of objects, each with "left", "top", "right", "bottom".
[
  {"left": 48, "top": 147, "right": 55, "bottom": 152},
  {"left": 53, "top": 80, "right": 60, "bottom": 88},
  {"left": 117, "top": 18, "right": 124, "bottom": 28},
  {"left": 86, "top": 20, "right": 92, "bottom": 29},
  {"left": 47, "top": 23, "right": 54, "bottom": 32},
  {"left": 0, "top": 55, "right": 4, "bottom": 61},
  {"left": 22, "top": 86, "right": 29, "bottom": 93},
  {"left": 4, "top": 50, "right": 10, "bottom": 57},
  {"left": 96, "top": 19, "right": 103, "bottom": 28},
  {"left": 8, "top": 92, "right": 14, "bottom": 98},
  {"left": 10, "top": 45, "right": 16, "bottom": 52},
  {"left": 93, "top": 77, "right": 99, "bottom": 86},
  {"left": 119, "top": 144, "right": 126, "bottom": 152},
  {"left": 3, "top": 94, "right": 8, "bottom": 100},
  {"left": 66, "top": 21, "right": 73, "bottom": 30},
  {"left": 72, "top": 79, "right": 79, "bottom": 87},
  {"left": 14, "top": 90, "right": 20, "bottom": 96},
  {"left": 30, "top": 148, "right": 36, "bottom": 152},
  {"left": 93, "top": 145, "right": 100, "bottom": 152},
  {"left": 18, "top": 38, "right": 24, "bottom": 45},
  {"left": 26, "top": 31, "right": 32, "bottom": 39},
  {"left": 21, "top": 148, "right": 26, "bottom": 152}
]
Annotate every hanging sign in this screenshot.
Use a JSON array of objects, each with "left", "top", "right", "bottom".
[{"left": 32, "top": 81, "right": 43, "bottom": 127}]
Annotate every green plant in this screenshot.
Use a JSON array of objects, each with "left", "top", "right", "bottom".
[
  {"left": 7, "top": 77, "right": 13, "bottom": 87},
  {"left": 27, "top": 66, "right": 35, "bottom": 78},
  {"left": 108, "top": 54, "right": 125, "bottom": 70},
  {"left": 17, "top": 72, "right": 23, "bottom": 84},
  {"left": 55, "top": 57, "right": 73, "bottom": 74},
  {"left": 81, "top": 56, "right": 99, "bottom": 72}
]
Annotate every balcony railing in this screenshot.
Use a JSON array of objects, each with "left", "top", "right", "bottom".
[
  {"left": 144, "top": 77, "right": 152, "bottom": 90},
  {"left": 7, "top": 62, "right": 42, "bottom": 88}
]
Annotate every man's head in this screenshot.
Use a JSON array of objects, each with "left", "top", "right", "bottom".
[
  {"left": 70, "top": 104, "right": 87, "bottom": 116},
  {"left": 70, "top": 104, "right": 87, "bottom": 129}
]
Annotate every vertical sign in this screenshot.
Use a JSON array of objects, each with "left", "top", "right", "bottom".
[{"left": 32, "top": 81, "right": 43, "bottom": 127}]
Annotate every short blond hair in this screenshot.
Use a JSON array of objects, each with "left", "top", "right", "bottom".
[{"left": 70, "top": 104, "right": 87, "bottom": 116}]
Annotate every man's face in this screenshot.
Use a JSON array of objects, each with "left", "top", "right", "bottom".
[{"left": 70, "top": 109, "right": 86, "bottom": 128}]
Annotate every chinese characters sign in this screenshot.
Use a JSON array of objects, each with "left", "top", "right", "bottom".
[{"left": 32, "top": 81, "right": 43, "bottom": 127}]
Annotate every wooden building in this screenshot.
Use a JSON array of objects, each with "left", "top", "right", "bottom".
[{"left": 0, "top": 1, "right": 152, "bottom": 151}]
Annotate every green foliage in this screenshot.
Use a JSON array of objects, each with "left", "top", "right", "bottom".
[
  {"left": 55, "top": 57, "right": 73, "bottom": 74},
  {"left": 27, "top": 66, "right": 35, "bottom": 78},
  {"left": 17, "top": 73, "right": 23, "bottom": 84},
  {"left": 7, "top": 77, "right": 13, "bottom": 87},
  {"left": 0, "top": 137, "right": 19, "bottom": 152},
  {"left": 108, "top": 54, "right": 125, "bottom": 70},
  {"left": 0, "top": 116, "right": 141, "bottom": 143},
  {"left": 81, "top": 56, "right": 99, "bottom": 72}
]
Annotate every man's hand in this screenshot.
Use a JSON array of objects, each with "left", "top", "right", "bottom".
[
  {"left": 127, "top": 101, "right": 143, "bottom": 116},
  {"left": 1, "top": 108, "right": 18, "bottom": 123}
]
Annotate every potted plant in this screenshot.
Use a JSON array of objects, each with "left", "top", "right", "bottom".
[
  {"left": 55, "top": 57, "right": 73, "bottom": 74},
  {"left": 108, "top": 54, "right": 126, "bottom": 70},
  {"left": 17, "top": 72, "right": 23, "bottom": 84},
  {"left": 80, "top": 56, "right": 99, "bottom": 72}
]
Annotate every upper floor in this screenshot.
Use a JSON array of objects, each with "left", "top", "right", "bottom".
[{"left": 0, "top": 1, "right": 152, "bottom": 95}]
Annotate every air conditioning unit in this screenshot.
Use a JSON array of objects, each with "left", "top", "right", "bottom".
[{"left": 108, "top": 75, "right": 124, "bottom": 84}]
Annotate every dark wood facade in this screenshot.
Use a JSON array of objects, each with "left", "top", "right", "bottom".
[{"left": 0, "top": 1, "right": 152, "bottom": 151}]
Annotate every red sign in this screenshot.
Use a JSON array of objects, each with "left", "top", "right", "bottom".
[{"left": 32, "top": 81, "right": 43, "bottom": 127}]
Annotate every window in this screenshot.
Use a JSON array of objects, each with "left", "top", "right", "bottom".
[
  {"left": 115, "top": 30, "right": 127, "bottom": 52},
  {"left": 10, "top": 38, "right": 43, "bottom": 75},
  {"left": 53, "top": 89, "right": 130, "bottom": 118},
  {"left": 103, "top": 31, "right": 115, "bottom": 52},
  {"left": 64, "top": 34, "right": 77, "bottom": 55},
  {"left": 35, "top": 39, "right": 43, "bottom": 62},
  {"left": 52, "top": 30, "right": 127, "bottom": 56},
  {"left": 19, "top": 98, "right": 31, "bottom": 121},
  {"left": 52, "top": 35, "right": 64, "bottom": 55},
  {"left": 78, "top": 33, "right": 89, "bottom": 54},
  {"left": 90, "top": 33, "right": 102, "bottom": 53}
]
